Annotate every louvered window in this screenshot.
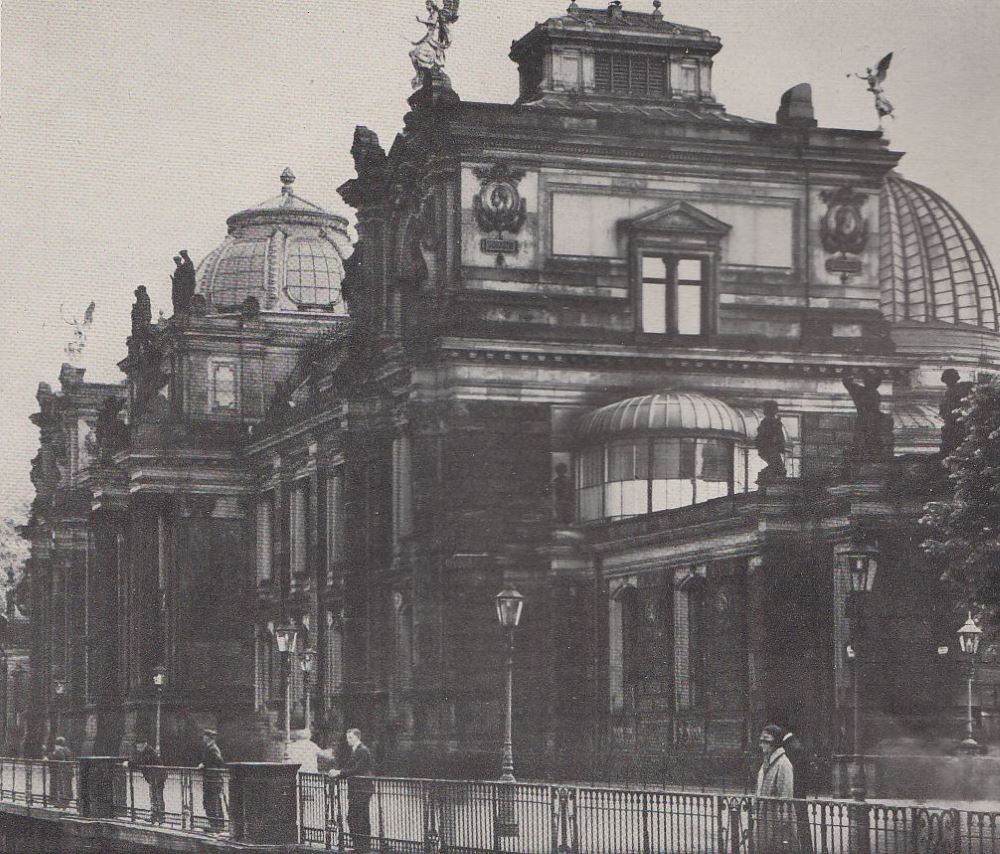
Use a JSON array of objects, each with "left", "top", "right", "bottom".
[{"left": 594, "top": 52, "right": 667, "bottom": 97}]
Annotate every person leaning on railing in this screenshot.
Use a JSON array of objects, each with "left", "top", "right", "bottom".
[
  {"left": 328, "top": 728, "right": 373, "bottom": 853},
  {"left": 47, "top": 736, "right": 74, "bottom": 807},
  {"left": 130, "top": 737, "right": 166, "bottom": 824},
  {"left": 196, "top": 729, "right": 226, "bottom": 834}
]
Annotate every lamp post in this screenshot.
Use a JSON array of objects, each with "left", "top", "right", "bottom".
[
  {"left": 153, "top": 665, "right": 167, "bottom": 755},
  {"left": 300, "top": 648, "right": 316, "bottom": 736},
  {"left": 495, "top": 587, "right": 524, "bottom": 783},
  {"left": 957, "top": 613, "right": 982, "bottom": 754},
  {"left": 275, "top": 624, "right": 299, "bottom": 760},
  {"left": 844, "top": 542, "right": 877, "bottom": 803},
  {"left": 52, "top": 668, "right": 67, "bottom": 745}
]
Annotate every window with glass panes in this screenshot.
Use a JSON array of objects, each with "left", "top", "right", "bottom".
[{"left": 640, "top": 255, "right": 707, "bottom": 335}]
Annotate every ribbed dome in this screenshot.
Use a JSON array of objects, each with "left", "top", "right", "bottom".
[
  {"left": 577, "top": 391, "right": 756, "bottom": 440},
  {"left": 196, "top": 168, "right": 351, "bottom": 313},
  {"left": 880, "top": 174, "right": 999, "bottom": 331}
]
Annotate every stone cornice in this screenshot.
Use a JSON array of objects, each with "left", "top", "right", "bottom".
[{"left": 436, "top": 337, "right": 913, "bottom": 381}]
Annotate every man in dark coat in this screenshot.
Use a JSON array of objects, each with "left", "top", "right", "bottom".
[
  {"left": 48, "top": 736, "right": 74, "bottom": 807},
  {"left": 781, "top": 730, "right": 814, "bottom": 853},
  {"left": 329, "top": 728, "right": 373, "bottom": 852},
  {"left": 131, "top": 738, "right": 166, "bottom": 823},
  {"left": 197, "top": 729, "right": 226, "bottom": 833}
]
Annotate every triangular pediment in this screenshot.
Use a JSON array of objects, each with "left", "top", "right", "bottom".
[{"left": 625, "top": 202, "right": 732, "bottom": 236}]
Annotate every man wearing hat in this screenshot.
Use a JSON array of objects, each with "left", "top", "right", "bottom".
[
  {"left": 754, "top": 724, "right": 797, "bottom": 853},
  {"left": 48, "top": 736, "right": 74, "bottom": 807},
  {"left": 197, "top": 729, "right": 226, "bottom": 833},
  {"left": 131, "top": 737, "right": 166, "bottom": 824}
]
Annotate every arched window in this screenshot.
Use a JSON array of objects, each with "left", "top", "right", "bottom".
[{"left": 609, "top": 583, "right": 640, "bottom": 714}]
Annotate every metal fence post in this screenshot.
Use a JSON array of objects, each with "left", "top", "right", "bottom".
[{"left": 641, "top": 791, "right": 651, "bottom": 854}]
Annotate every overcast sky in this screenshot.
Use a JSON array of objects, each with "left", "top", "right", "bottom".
[{"left": 1, "top": 0, "right": 998, "bottom": 517}]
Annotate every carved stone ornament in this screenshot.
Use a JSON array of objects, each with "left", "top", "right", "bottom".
[
  {"left": 819, "top": 187, "right": 869, "bottom": 256},
  {"left": 472, "top": 162, "right": 527, "bottom": 238}
]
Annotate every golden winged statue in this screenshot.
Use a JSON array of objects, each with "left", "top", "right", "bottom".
[{"left": 410, "top": 0, "right": 460, "bottom": 87}]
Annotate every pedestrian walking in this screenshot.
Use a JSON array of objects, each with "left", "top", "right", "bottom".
[
  {"left": 197, "top": 729, "right": 226, "bottom": 833},
  {"left": 131, "top": 738, "right": 166, "bottom": 824},
  {"left": 48, "top": 736, "right": 73, "bottom": 807},
  {"left": 782, "top": 730, "right": 814, "bottom": 853},
  {"left": 754, "top": 724, "right": 797, "bottom": 854},
  {"left": 328, "top": 728, "right": 373, "bottom": 852}
]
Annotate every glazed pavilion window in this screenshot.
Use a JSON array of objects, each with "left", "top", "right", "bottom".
[{"left": 641, "top": 255, "right": 706, "bottom": 335}]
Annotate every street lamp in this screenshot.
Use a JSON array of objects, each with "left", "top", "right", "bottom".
[
  {"left": 495, "top": 587, "right": 524, "bottom": 783},
  {"left": 300, "top": 648, "right": 316, "bottom": 735},
  {"left": 844, "top": 541, "right": 877, "bottom": 803},
  {"left": 957, "top": 613, "right": 982, "bottom": 754},
  {"left": 274, "top": 624, "right": 298, "bottom": 759},
  {"left": 153, "top": 665, "right": 167, "bottom": 755},
  {"left": 52, "top": 667, "right": 67, "bottom": 745}
]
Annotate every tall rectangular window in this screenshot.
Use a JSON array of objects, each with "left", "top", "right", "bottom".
[
  {"left": 256, "top": 497, "right": 273, "bottom": 583},
  {"left": 641, "top": 254, "right": 706, "bottom": 336},
  {"left": 326, "top": 472, "right": 344, "bottom": 567},
  {"left": 209, "top": 358, "right": 238, "bottom": 412},
  {"left": 289, "top": 483, "right": 307, "bottom": 576}
]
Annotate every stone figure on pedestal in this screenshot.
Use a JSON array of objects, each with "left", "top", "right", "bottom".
[
  {"left": 842, "top": 369, "right": 893, "bottom": 462},
  {"left": 551, "top": 463, "right": 574, "bottom": 525},
  {"left": 939, "top": 368, "right": 975, "bottom": 457},
  {"left": 171, "top": 250, "right": 197, "bottom": 315},
  {"left": 131, "top": 285, "right": 152, "bottom": 339},
  {"left": 755, "top": 401, "right": 787, "bottom": 483},
  {"left": 409, "top": 0, "right": 460, "bottom": 87}
]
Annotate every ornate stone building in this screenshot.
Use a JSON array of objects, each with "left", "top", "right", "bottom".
[{"left": 24, "top": 4, "right": 1000, "bottom": 780}]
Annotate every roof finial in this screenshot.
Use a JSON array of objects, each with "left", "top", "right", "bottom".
[
  {"left": 280, "top": 167, "right": 296, "bottom": 195},
  {"left": 652, "top": 0, "right": 663, "bottom": 21}
]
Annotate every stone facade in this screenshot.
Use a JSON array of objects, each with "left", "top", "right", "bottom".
[{"left": 22, "top": 5, "right": 1000, "bottom": 782}]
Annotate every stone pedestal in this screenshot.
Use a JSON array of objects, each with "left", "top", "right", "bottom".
[
  {"left": 78, "top": 756, "right": 126, "bottom": 818},
  {"left": 227, "top": 762, "right": 301, "bottom": 844}
]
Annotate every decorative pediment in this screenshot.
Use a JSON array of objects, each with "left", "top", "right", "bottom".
[{"left": 623, "top": 202, "right": 732, "bottom": 237}]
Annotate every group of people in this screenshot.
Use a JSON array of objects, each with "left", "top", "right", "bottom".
[{"left": 754, "top": 724, "right": 814, "bottom": 853}]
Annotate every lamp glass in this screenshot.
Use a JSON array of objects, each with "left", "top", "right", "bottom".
[
  {"left": 300, "top": 649, "right": 316, "bottom": 673},
  {"left": 152, "top": 665, "right": 167, "bottom": 687},
  {"left": 495, "top": 587, "right": 524, "bottom": 629},
  {"left": 846, "top": 553, "right": 869, "bottom": 594},
  {"left": 958, "top": 613, "right": 982, "bottom": 655},
  {"left": 275, "top": 624, "right": 298, "bottom": 654}
]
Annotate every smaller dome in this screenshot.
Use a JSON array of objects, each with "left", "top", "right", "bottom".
[
  {"left": 577, "top": 391, "right": 754, "bottom": 441},
  {"left": 197, "top": 169, "right": 351, "bottom": 313}
]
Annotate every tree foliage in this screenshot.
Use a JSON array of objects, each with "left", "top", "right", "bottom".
[
  {"left": 921, "top": 376, "right": 1000, "bottom": 627},
  {"left": 0, "top": 499, "right": 30, "bottom": 613}
]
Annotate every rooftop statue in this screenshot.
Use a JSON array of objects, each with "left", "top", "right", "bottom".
[
  {"left": 410, "top": 0, "right": 460, "bottom": 88},
  {"left": 171, "top": 249, "right": 197, "bottom": 315},
  {"left": 842, "top": 369, "right": 894, "bottom": 462},
  {"left": 131, "top": 286, "right": 152, "bottom": 339},
  {"left": 851, "top": 52, "right": 894, "bottom": 129},
  {"left": 61, "top": 301, "right": 96, "bottom": 363},
  {"left": 755, "top": 401, "right": 787, "bottom": 483}
]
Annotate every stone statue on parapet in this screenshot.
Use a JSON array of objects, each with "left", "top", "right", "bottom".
[
  {"left": 131, "top": 286, "right": 152, "bottom": 339},
  {"left": 842, "top": 369, "right": 893, "bottom": 462},
  {"left": 61, "top": 301, "right": 96, "bottom": 363},
  {"left": 94, "top": 395, "right": 128, "bottom": 462},
  {"left": 171, "top": 250, "right": 197, "bottom": 315},
  {"left": 551, "top": 463, "right": 575, "bottom": 525},
  {"left": 755, "top": 401, "right": 787, "bottom": 483},
  {"left": 350, "top": 128, "right": 386, "bottom": 181},
  {"left": 851, "top": 52, "right": 894, "bottom": 129},
  {"left": 410, "top": 0, "right": 460, "bottom": 87},
  {"left": 939, "top": 368, "right": 975, "bottom": 458}
]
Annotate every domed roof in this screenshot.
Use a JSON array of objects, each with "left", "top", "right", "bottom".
[
  {"left": 197, "top": 168, "right": 351, "bottom": 313},
  {"left": 577, "top": 391, "right": 756, "bottom": 441},
  {"left": 880, "top": 174, "right": 999, "bottom": 331}
]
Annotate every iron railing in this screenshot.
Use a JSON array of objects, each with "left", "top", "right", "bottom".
[
  {"left": 0, "top": 757, "right": 79, "bottom": 811},
  {"left": 298, "top": 775, "right": 1000, "bottom": 853},
  {"left": 111, "top": 763, "right": 230, "bottom": 834},
  {"left": 0, "top": 759, "right": 997, "bottom": 852}
]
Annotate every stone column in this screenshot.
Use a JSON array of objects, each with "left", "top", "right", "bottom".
[
  {"left": 78, "top": 756, "right": 125, "bottom": 818},
  {"left": 227, "top": 762, "right": 301, "bottom": 844}
]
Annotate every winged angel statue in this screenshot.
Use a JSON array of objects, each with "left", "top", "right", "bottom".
[
  {"left": 852, "top": 52, "right": 894, "bottom": 129},
  {"left": 410, "top": 0, "right": 460, "bottom": 87},
  {"left": 61, "top": 301, "right": 96, "bottom": 362}
]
